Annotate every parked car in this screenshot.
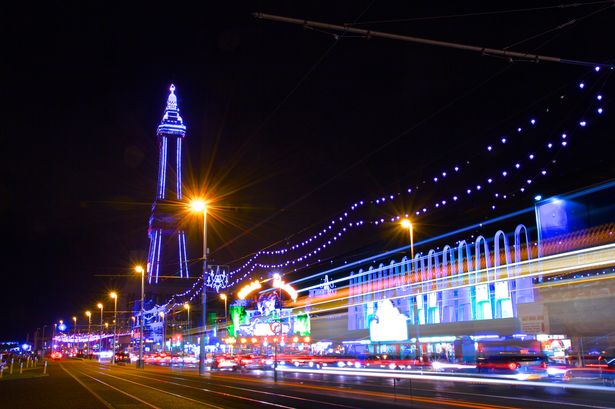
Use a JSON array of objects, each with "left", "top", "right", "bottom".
[{"left": 476, "top": 354, "right": 548, "bottom": 380}]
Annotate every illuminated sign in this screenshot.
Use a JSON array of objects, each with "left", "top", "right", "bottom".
[{"left": 369, "top": 299, "right": 409, "bottom": 342}]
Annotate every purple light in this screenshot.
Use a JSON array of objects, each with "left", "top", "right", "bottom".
[
  {"left": 433, "top": 177, "right": 438, "bottom": 182},
  {"left": 476, "top": 185, "right": 481, "bottom": 190},
  {"left": 454, "top": 166, "right": 459, "bottom": 172},
  {"left": 527, "top": 179, "right": 532, "bottom": 184},
  {"left": 501, "top": 138, "right": 506, "bottom": 143},
  {"left": 597, "top": 108, "right": 603, "bottom": 114},
  {"left": 595, "top": 66, "right": 601, "bottom": 72},
  {"left": 491, "top": 205, "right": 496, "bottom": 210},
  {"left": 541, "top": 170, "right": 547, "bottom": 175},
  {"left": 520, "top": 187, "right": 525, "bottom": 192},
  {"left": 515, "top": 163, "right": 520, "bottom": 169},
  {"left": 442, "top": 172, "right": 447, "bottom": 177},
  {"left": 529, "top": 154, "right": 534, "bottom": 159},
  {"left": 466, "top": 189, "right": 471, "bottom": 194},
  {"left": 487, "top": 146, "right": 492, "bottom": 152},
  {"left": 422, "top": 208, "right": 427, "bottom": 213},
  {"left": 579, "top": 82, "right": 585, "bottom": 89},
  {"left": 597, "top": 95, "right": 603, "bottom": 101},
  {"left": 547, "top": 143, "right": 553, "bottom": 148},
  {"left": 517, "top": 127, "right": 522, "bottom": 132},
  {"left": 561, "top": 133, "right": 567, "bottom": 139},
  {"left": 453, "top": 196, "right": 458, "bottom": 201},
  {"left": 487, "top": 178, "right": 492, "bottom": 183},
  {"left": 530, "top": 119, "right": 536, "bottom": 125},
  {"left": 502, "top": 171, "right": 508, "bottom": 176},
  {"left": 579, "top": 120, "right": 587, "bottom": 127},
  {"left": 435, "top": 203, "right": 440, "bottom": 208},
  {"left": 562, "top": 141, "right": 567, "bottom": 146}
]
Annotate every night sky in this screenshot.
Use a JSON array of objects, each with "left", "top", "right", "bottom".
[{"left": 1, "top": 1, "right": 613, "bottom": 340}]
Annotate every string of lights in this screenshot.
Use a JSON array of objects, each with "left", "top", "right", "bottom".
[{"left": 225, "top": 68, "right": 610, "bottom": 285}]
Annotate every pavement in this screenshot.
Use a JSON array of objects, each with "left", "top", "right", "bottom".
[{"left": 0, "top": 360, "right": 613, "bottom": 408}]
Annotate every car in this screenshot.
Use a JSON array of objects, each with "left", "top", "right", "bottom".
[
  {"left": 237, "top": 354, "right": 268, "bottom": 370},
  {"left": 50, "top": 351, "right": 63, "bottom": 360},
  {"left": 563, "top": 358, "right": 615, "bottom": 387},
  {"left": 114, "top": 352, "right": 131, "bottom": 363},
  {"left": 211, "top": 355, "right": 240, "bottom": 371},
  {"left": 476, "top": 354, "right": 548, "bottom": 380}
]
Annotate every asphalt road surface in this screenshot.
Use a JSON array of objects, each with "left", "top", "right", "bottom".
[{"left": 1, "top": 360, "right": 614, "bottom": 409}]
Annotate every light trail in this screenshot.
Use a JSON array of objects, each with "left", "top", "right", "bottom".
[
  {"left": 276, "top": 367, "right": 615, "bottom": 393},
  {"left": 286, "top": 242, "right": 615, "bottom": 318}
]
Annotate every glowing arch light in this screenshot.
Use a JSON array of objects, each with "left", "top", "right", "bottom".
[
  {"left": 238, "top": 281, "right": 262, "bottom": 300},
  {"left": 273, "top": 277, "right": 298, "bottom": 301}
]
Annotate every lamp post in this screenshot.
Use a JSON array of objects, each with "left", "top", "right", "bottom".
[
  {"left": 219, "top": 294, "right": 227, "bottom": 337},
  {"left": 97, "top": 303, "right": 103, "bottom": 358},
  {"left": 110, "top": 292, "right": 118, "bottom": 364},
  {"left": 85, "top": 311, "right": 92, "bottom": 355},
  {"left": 159, "top": 312, "right": 166, "bottom": 352},
  {"left": 135, "top": 265, "right": 145, "bottom": 369},
  {"left": 190, "top": 199, "right": 208, "bottom": 376},
  {"left": 401, "top": 219, "right": 421, "bottom": 359},
  {"left": 183, "top": 303, "right": 190, "bottom": 346}
]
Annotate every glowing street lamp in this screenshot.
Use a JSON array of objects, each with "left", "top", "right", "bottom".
[
  {"left": 183, "top": 303, "right": 190, "bottom": 345},
  {"left": 159, "top": 311, "right": 166, "bottom": 352},
  {"left": 135, "top": 265, "right": 145, "bottom": 369},
  {"left": 72, "top": 316, "right": 77, "bottom": 338},
  {"left": 401, "top": 218, "right": 421, "bottom": 359},
  {"left": 97, "top": 303, "right": 103, "bottom": 357},
  {"left": 189, "top": 199, "right": 208, "bottom": 375},
  {"left": 110, "top": 292, "right": 118, "bottom": 364},
  {"left": 85, "top": 311, "right": 92, "bottom": 353}
]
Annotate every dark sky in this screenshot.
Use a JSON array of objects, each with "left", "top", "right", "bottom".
[{"left": 1, "top": 1, "right": 613, "bottom": 340}]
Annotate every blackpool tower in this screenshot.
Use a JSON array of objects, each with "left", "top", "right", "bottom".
[{"left": 146, "top": 84, "right": 190, "bottom": 284}]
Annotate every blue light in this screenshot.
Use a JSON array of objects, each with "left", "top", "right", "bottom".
[
  {"left": 454, "top": 166, "right": 459, "bottom": 171},
  {"left": 597, "top": 108, "right": 603, "bottom": 114},
  {"left": 561, "top": 133, "right": 567, "bottom": 139},
  {"left": 487, "top": 146, "right": 492, "bottom": 152},
  {"left": 597, "top": 94, "right": 602, "bottom": 101},
  {"left": 502, "top": 171, "right": 507, "bottom": 176},
  {"left": 527, "top": 179, "right": 532, "bottom": 184},
  {"left": 579, "top": 82, "right": 585, "bottom": 89},
  {"left": 547, "top": 143, "right": 553, "bottom": 148},
  {"left": 501, "top": 137, "right": 506, "bottom": 143},
  {"left": 535, "top": 195, "right": 542, "bottom": 201},
  {"left": 579, "top": 120, "right": 587, "bottom": 127},
  {"left": 515, "top": 163, "right": 520, "bottom": 169},
  {"left": 517, "top": 127, "right": 522, "bottom": 132},
  {"left": 595, "top": 66, "right": 600, "bottom": 72},
  {"left": 433, "top": 177, "right": 438, "bottom": 182},
  {"left": 529, "top": 154, "right": 534, "bottom": 159},
  {"left": 466, "top": 189, "right": 471, "bottom": 194},
  {"left": 530, "top": 119, "right": 536, "bottom": 125},
  {"left": 442, "top": 172, "right": 447, "bottom": 177},
  {"left": 541, "top": 170, "right": 547, "bottom": 175},
  {"left": 58, "top": 323, "right": 67, "bottom": 332},
  {"left": 487, "top": 178, "right": 492, "bottom": 183},
  {"left": 453, "top": 196, "right": 458, "bottom": 201},
  {"left": 562, "top": 141, "right": 567, "bottom": 146}
]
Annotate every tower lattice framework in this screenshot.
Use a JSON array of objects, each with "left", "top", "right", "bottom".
[{"left": 146, "top": 84, "right": 190, "bottom": 283}]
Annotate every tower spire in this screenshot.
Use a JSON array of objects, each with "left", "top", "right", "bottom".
[{"left": 157, "top": 84, "right": 186, "bottom": 136}]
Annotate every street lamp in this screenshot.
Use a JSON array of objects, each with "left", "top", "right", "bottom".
[
  {"left": 85, "top": 311, "right": 92, "bottom": 355},
  {"left": 135, "top": 265, "right": 145, "bottom": 369},
  {"left": 183, "top": 303, "right": 190, "bottom": 346},
  {"left": 219, "top": 294, "right": 227, "bottom": 333},
  {"left": 159, "top": 312, "right": 166, "bottom": 352},
  {"left": 110, "top": 292, "right": 118, "bottom": 364},
  {"left": 97, "top": 303, "right": 103, "bottom": 358},
  {"left": 190, "top": 199, "right": 208, "bottom": 376},
  {"left": 401, "top": 219, "right": 421, "bottom": 359}
]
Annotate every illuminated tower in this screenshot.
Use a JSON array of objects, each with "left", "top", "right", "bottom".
[{"left": 146, "top": 84, "right": 190, "bottom": 283}]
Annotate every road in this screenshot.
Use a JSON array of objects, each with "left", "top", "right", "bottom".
[{"left": 1, "top": 360, "right": 614, "bottom": 408}]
